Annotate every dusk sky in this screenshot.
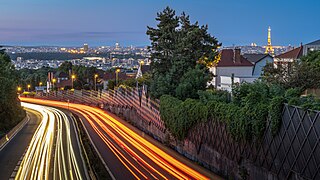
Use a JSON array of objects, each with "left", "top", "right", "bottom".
[{"left": 1, "top": 0, "right": 319, "bottom": 47}]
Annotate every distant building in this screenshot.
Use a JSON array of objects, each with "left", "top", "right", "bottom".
[
  {"left": 83, "top": 43, "right": 89, "bottom": 52},
  {"left": 17, "top": 57, "right": 23, "bottom": 62},
  {"left": 47, "top": 71, "right": 72, "bottom": 91},
  {"left": 265, "top": 26, "right": 274, "bottom": 55},
  {"left": 102, "top": 71, "right": 131, "bottom": 90},
  {"left": 115, "top": 42, "right": 120, "bottom": 51},
  {"left": 303, "top": 39, "right": 320, "bottom": 55}
]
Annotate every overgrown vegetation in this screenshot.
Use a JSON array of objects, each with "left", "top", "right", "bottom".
[
  {"left": 161, "top": 83, "right": 287, "bottom": 141},
  {"left": 150, "top": 8, "right": 320, "bottom": 142},
  {"left": 0, "top": 47, "right": 26, "bottom": 137}
]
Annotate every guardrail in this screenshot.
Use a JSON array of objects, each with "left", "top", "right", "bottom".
[{"left": 0, "top": 115, "right": 30, "bottom": 151}]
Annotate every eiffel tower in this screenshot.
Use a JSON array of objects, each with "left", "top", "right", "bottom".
[{"left": 265, "top": 26, "right": 274, "bottom": 55}]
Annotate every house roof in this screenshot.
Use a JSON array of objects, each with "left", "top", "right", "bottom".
[
  {"left": 243, "top": 54, "right": 271, "bottom": 64},
  {"left": 275, "top": 46, "right": 303, "bottom": 59},
  {"left": 306, "top": 39, "right": 320, "bottom": 46},
  {"left": 103, "top": 72, "right": 131, "bottom": 81},
  {"left": 217, "top": 49, "right": 254, "bottom": 67},
  {"left": 55, "top": 71, "right": 69, "bottom": 78},
  {"left": 56, "top": 79, "right": 72, "bottom": 88},
  {"left": 141, "top": 65, "right": 151, "bottom": 74}
]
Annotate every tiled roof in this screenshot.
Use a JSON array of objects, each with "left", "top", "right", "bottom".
[
  {"left": 103, "top": 72, "right": 131, "bottom": 81},
  {"left": 217, "top": 49, "right": 254, "bottom": 67},
  {"left": 56, "top": 79, "right": 72, "bottom": 88},
  {"left": 306, "top": 39, "right": 320, "bottom": 46},
  {"left": 54, "top": 71, "right": 69, "bottom": 78},
  {"left": 243, "top": 54, "right": 271, "bottom": 64},
  {"left": 275, "top": 46, "right": 303, "bottom": 59},
  {"left": 141, "top": 65, "right": 151, "bottom": 74}
]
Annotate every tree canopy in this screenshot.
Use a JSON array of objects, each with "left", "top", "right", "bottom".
[
  {"left": 262, "top": 50, "right": 320, "bottom": 90},
  {"left": 0, "top": 47, "right": 25, "bottom": 135},
  {"left": 147, "top": 7, "right": 221, "bottom": 99}
]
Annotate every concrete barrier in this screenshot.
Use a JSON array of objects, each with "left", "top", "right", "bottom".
[{"left": 0, "top": 115, "right": 30, "bottom": 151}]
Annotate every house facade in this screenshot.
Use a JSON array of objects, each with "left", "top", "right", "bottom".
[
  {"left": 210, "top": 48, "right": 273, "bottom": 92},
  {"left": 243, "top": 54, "right": 273, "bottom": 76},
  {"left": 303, "top": 39, "right": 320, "bottom": 56},
  {"left": 274, "top": 45, "right": 303, "bottom": 65},
  {"left": 209, "top": 48, "right": 254, "bottom": 91}
]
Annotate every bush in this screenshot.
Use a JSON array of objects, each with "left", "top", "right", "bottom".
[
  {"left": 198, "top": 89, "right": 231, "bottom": 103},
  {"left": 284, "top": 88, "right": 302, "bottom": 100},
  {"left": 269, "top": 96, "right": 285, "bottom": 136}
]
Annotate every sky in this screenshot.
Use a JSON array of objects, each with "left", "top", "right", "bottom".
[{"left": 0, "top": 0, "right": 319, "bottom": 47}]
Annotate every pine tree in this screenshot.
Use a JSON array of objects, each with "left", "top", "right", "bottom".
[{"left": 147, "top": 7, "right": 221, "bottom": 99}]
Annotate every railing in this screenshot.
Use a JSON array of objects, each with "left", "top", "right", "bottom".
[{"left": 35, "top": 88, "right": 164, "bottom": 132}]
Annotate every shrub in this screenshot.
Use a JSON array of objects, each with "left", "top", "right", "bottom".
[
  {"left": 269, "top": 96, "right": 285, "bottom": 136},
  {"left": 198, "top": 89, "right": 231, "bottom": 104}
]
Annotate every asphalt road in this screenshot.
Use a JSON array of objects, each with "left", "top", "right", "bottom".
[
  {"left": 0, "top": 109, "right": 41, "bottom": 180},
  {"left": 20, "top": 97, "right": 222, "bottom": 180},
  {"left": 15, "top": 103, "right": 88, "bottom": 180}
]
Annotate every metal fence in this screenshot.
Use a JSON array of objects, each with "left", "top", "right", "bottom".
[
  {"left": 33, "top": 89, "right": 320, "bottom": 179},
  {"left": 187, "top": 104, "right": 320, "bottom": 179}
]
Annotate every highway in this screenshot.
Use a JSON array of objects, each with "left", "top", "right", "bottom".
[
  {"left": 15, "top": 102, "right": 87, "bottom": 180},
  {"left": 0, "top": 109, "right": 41, "bottom": 179},
  {"left": 20, "top": 97, "right": 220, "bottom": 180}
]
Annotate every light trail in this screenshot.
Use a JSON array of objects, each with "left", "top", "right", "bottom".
[
  {"left": 20, "top": 97, "right": 210, "bottom": 180},
  {"left": 15, "top": 102, "right": 85, "bottom": 180}
]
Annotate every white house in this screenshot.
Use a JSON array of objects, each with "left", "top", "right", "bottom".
[
  {"left": 274, "top": 45, "right": 303, "bottom": 65},
  {"left": 243, "top": 53, "right": 273, "bottom": 76},
  {"left": 209, "top": 48, "right": 254, "bottom": 91},
  {"left": 209, "top": 48, "right": 273, "bottom": 92}
]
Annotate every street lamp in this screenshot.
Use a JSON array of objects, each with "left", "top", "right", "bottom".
[
  {"left": 27, "top": 84, "right": 31, "bottom": 91},
  {"left": 39, "top": 82, "right": 43, "bottom": 86},
  {"left": 17, "top": 86, "right": 22, "bottom": 93},
  {"left": 94, "top": 74, "right": 98, "bottom": 91},
  {"left": 71, "top": 75, "right": 76, "bottom": 90},
  {"left": 140, "top": 60, "right": 144, "bottom": 68},
  {"left": 116, "top": 68, "right": 121, "bottom": 87},
  {"left": 52, "top": 78, "right": 56, "bottom": 91}
]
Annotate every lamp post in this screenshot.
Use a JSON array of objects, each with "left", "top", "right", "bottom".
[
  {"left": 39, "top": 82, "right": 43, "bottom": 86},
  {"left": 71, "top": 75, "right": 76, "bottom": 90},
  {"left": 27, "top": 84, "right": 31, "bottom": 92},
  {"left": 94, "top": 74, "right": 98, "bottom": 91},
  {"left": 17, "top": 86, "right": 22, "bottom": 94},
  {"left": 52, "top": 78, "right": 56, "bottom": 91},
  {"left": 116, "top": 68, "right": 121, "bottom": 87},
  {"left": 140, "top": 60, "right": 144, "bottom": 68}
]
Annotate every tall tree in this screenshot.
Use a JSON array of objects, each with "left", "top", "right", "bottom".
[
  {"left": 147, "top": 7, "right": 221, "bottom": 99},
  {"left": 58, "top": 61, "right": 73, "bottom": 74},
  {"left": 0, "top": 47, "right": 25, "bottom": 133}
]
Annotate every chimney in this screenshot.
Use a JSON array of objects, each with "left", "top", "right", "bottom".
[{"left": 233, "top": 47, "right": 241, "bottom": 63}]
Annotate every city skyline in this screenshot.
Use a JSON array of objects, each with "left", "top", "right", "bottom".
[{"left": 1, "top": 0, "right": 319, "bottom": 47}]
